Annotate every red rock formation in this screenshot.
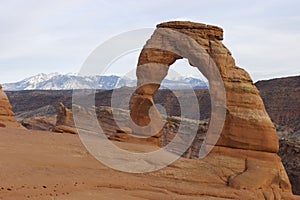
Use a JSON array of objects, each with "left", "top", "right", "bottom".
[
  {"left": 0, "top": 84, "right": 24, "bottom": 129},
  {"left": 131, "top": 21, "right": 278, "bottom": 153},
  {"left": 22, "top": 117, "right": 55, "bottom": 131},
  {"left": 129, "top": 21, "right": 293, "bottom": 197},
  {"left": 53, "top": 102, "right": 78, "bottom": 134}
]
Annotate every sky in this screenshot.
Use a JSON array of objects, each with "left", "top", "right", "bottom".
[{"left": 0, "top": 0, "right": 299, "bottom": 83}]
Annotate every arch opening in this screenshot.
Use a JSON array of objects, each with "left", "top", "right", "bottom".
[{"left": 149, "top": 58, "right": 211, "bottom": 158}]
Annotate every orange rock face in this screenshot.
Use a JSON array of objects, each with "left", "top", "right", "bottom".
[
  {"left": 129, "top": 21, "right": 292, "bottom": 195},
  {"left": 130, "top": 21, "right": 278, "bottom": 153},
  {"left": 0, "top": 85, "right": 24, "bottom": 129},
  {"left": 53, "top": 102, "right": 78, "bottom": 134}
]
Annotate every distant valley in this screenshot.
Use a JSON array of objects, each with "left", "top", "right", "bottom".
[{"left": 6, "top": 75, "right": 299, "bottom": 135}]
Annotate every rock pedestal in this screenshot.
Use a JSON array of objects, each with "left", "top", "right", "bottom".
[{"left": 53, "top": 103, "right": 78, "bottom": 134}]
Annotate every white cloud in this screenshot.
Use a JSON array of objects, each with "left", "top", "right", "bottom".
[{"left": 0, "top": 0, "right": 299, "bottom": 83}]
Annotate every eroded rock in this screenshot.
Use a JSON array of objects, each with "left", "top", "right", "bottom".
[
  {"left": 0, "top": 85, "right": 25, "bottom": 129},
  {"left": 22, "top": 117, "right": 55, "bottom": 131},
  {"left": 53, "top": 102, "right": 78, "bottom": 134},
  {"left": 131, "top": 21, "right": 278, "bottom": 153},
  {"left": 129, "top": 21, "right": 293, "bottom": 196}
]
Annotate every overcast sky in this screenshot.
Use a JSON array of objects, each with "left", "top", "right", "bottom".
[{"left": 0, "top": 0, "right": 299, "bottom": 83}]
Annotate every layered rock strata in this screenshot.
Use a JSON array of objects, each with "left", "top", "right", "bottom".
[
  {"left": 130, "top": 21, "right": 278, "bottom": 152},
  {"left": 0, "top": 85, "right": 24, "bottom": 129},
  {"left": 129, "top": 21, "right": 293, "bottom": 196},
  {"left": 53, "top": 103, "right": 78, "bottom": 134}
]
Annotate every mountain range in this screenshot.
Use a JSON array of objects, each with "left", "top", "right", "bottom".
[{"left": 2, "top": 73, "right": 208, "bottom": 91}]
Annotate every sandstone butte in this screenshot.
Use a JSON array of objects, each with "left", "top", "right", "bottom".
[{"left": 0, "top": 21, "right": 299, "bottom": 199}]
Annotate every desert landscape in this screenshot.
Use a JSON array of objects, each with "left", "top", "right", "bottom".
[{"left": 0, "top": 21, "right": 299, "bottom": 200}]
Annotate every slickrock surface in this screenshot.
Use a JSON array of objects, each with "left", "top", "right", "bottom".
[
  {"left": 0, "top": 128, "right": 297, "bottom": 200},
  {"left": 4, "top": 80, "right": 300, "bottom": 194},
  {"left": 0, "top": 85, "right": 24, "bottom": 129}
]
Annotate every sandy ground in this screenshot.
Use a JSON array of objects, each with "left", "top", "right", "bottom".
[{"left": 0, "top": 128, "right": 298, "bottom": 200}]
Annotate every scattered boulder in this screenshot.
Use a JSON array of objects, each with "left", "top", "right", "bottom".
[
  {"left": 52, "top": 124, "right": 78, "bottom": 134},
  {"left": 22, "top": 117, "right": 56, "bottom": 131}
]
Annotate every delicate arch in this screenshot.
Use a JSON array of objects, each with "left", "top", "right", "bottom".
[{"left": 130, "top": 21, "right": 278, "bottom": 153}]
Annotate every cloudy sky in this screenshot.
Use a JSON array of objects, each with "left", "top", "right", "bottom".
[{"left": 0, "top": 0, "right": 299, "bottom": 83}]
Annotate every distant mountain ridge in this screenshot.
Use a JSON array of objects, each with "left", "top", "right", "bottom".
[{"left": 2, "top": 73, "right": 208, "bottom": 91}]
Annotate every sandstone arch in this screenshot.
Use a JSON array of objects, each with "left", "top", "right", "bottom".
[{"left": 130, "top": 21, "right": 279, "bottom": 153}]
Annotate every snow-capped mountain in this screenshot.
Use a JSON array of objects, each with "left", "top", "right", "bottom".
[
  {"left": 161, "top": 77, "right": 207, "bottom": 90},
  {"left": 2, "top": 73, "right": 208, "bottom": 91}
]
